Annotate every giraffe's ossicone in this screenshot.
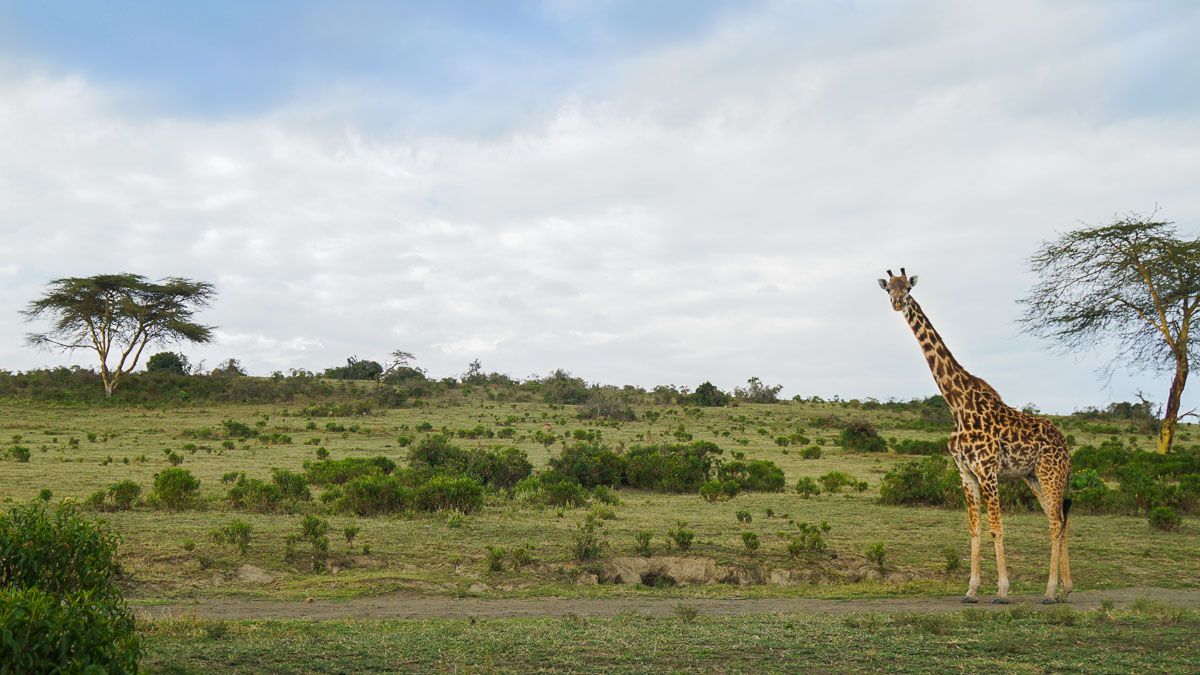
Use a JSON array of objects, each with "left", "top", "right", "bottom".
[{"left": 879, "top": 268, "right": 1072, "bottom": 604}]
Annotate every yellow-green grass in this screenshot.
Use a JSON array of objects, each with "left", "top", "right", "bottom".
[
  {"left": 2, "top": 392, "right": 1197, "bottom": 602},
  {"left": 139, "top": 604, "right": 1200, "bottom": 673}
]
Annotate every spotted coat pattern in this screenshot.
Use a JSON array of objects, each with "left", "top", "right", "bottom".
[{"left": 880, "top": 270, "right": 1072, "bottom": 604}]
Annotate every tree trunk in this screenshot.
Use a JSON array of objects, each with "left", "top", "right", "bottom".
[{"left": 1157, "top": 354, "right": 1189, "bottom": 454}]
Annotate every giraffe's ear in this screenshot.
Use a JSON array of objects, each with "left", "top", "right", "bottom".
[
  {"left": 908, "top": 275, "right": 918, "bottom": 287},
  {"left": 877, "top": 279, "right": 888, "bottom": 290}
]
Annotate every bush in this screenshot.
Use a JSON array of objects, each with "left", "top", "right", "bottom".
[
  {"left": 303, "top": 456, "right": 395, "bottom": 484},
  {"left": 795, "top": 476, "right": 821, "bottom": 498},
  {"left": 800, "top": 445, "right": 822, "bottom": 460},
  {"left": 741, "top": 531, "right": 759, "bottom": 555},
  {"left": 272, "top": 468, "right": 312, "bottom": 502},
  {"left": 878, "top": 455, "right": 959, "bottom": 506},
  {"left": 514, "top": 474, "right": 589, "bottom": 508},
  {"left": 0, "top": 586, "right": 141, "bottom": 673},
  {"left": 890, "top": 438, "right": 948, "bottom": 455},
  {"left": 572, "top": 516, "right": 603, "bottom": 562},
  {"left": 1148, "top": 506, "right": 1180, "bottom": 531},
  {"left": 340, "top": 474, "right": 410, "bottom": 516},
  {"left": 634, "top": 531, "right": 652, "bottom": 555},
  {"left": 549, "top": 441, "right": 627, "bottom": 488},
  {"left": 668, "top": 521, "right": 695, "bottom": 552},
  {"left": 699, "top": 480, "right": 726, "bottom": 503},
  {"left": 6, "top": 444, "right": 31, "bottom": 462},
  {"left": 414, "top": 474, "right": 484, "bottom": 514},
  {"left": 228, "top": 476, "right": 284, "bottom": 512},
  {"left": 465, "top": 446, "right": 533, "bottom": 489},
  {"left": 818, "top": 471, "right": 859, "bottom": 493},
  {"left": 866, "top": 542, "right": 887, "bottom": 571},
  {"left": 717, "top": 459, "right": 786, "bottom": 492},
  {"left": 145, "top": 351, "right": 189, "bottom": 375},
  {"left": 591, "top": 485, "right": 621, "bottom": 505},
  {"left": 0, "top": 502, "right": 140, "bottom": 671},
  {"left": 153, "top": 467, "right": 200, "bottom": 509},
  {"left": 840, "top": 420, "right": 887, "bottom": 452},
  {"left": 211, "top": 519, "right": 253, "bottom": 555},
  {"left": 625, "top": 441, "right": 723, "bottom": 493},
  {"left": 107, "top": 480, "right": 141, "bottom": 510}
]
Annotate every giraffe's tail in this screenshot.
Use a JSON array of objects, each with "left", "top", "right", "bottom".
[{"left": 1060, "top": 471, "right": 1072, "bottom": 536}]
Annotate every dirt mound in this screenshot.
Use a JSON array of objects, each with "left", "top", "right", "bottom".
[{"left": 593, "top": 555, "right": 919, "bottom": 587}]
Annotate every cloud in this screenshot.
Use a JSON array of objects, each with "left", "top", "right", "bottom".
[{"left": 1, "top": 2, "right": 1199, "bottom": 413}]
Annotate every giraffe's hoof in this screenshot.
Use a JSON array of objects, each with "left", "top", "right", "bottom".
[
  {"left": 992, "top": 598, "right": 1010, "bottom": 605},
  {"left": 961, "top": 596, "right": 978, "bottom": 604},
  {"left": 1040, "top": 598, "right": 1057, "bottom": 605}
]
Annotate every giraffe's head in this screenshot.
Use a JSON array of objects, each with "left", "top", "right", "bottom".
[{"left": 877, "top": 268, "right": 918, "bottom": 311}]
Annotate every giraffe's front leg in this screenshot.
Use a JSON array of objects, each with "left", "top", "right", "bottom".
[
  {"left": 980, "top": 478, "right": 1009, "bottom": 603},
  {"left": 959, "top": 471, "right": 983, "bottom": 603}
]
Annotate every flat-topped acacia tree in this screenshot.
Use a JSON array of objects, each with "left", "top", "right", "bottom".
[
  {"left": 1019, "top": 214, "right": 1200, "bottom": 454},
  {"left": 23, "top": 273, "right": 216, "bottom": 397}
]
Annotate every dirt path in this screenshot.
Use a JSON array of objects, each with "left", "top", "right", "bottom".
[{"left": 134, "top": 587, "right": 1200, "bottom": 621}]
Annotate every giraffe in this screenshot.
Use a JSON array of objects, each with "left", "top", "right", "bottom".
[{"left": 878, "top": 268, "right": 1072, "bottom": 604}]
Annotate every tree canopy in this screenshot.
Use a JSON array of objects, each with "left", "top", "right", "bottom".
[
  {"left": 1019, "top": 213, "right": 1200, "bottom": 453},
  {"left": 23, "top": 274, "right": 215, "bottom": 397}
]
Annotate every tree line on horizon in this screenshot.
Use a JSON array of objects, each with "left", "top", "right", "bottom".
[{"left": 18, "top": 213, "right": 1200, "bottom": 453}]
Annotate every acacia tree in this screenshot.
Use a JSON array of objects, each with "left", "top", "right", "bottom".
[
  {"left": 23, "top": 274, "right": 216, "bottom": 397},
  {"left": 1019, "top": 214, "right": 1200, "bottom": 453}
]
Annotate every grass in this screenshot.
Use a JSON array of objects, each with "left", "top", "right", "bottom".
[
  {"left": 1, "top": 389, "right": 1197, "bottom": 602},
  {"left": 138, "top": 605, "right": 1200, "bottom": 673}
]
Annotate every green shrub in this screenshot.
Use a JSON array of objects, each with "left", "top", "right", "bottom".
[
  {"left": 591, "top": 484, "right": 621, "bottom": 505},
  {"left": 717, "top": 459, "right": 786, "bottom": 492},
  {"left": 340, "top": 474, "right": 410, "bottom": 516},
  {"left": 6, "top": 445, "right": 31, "bottom": 462},
  {"left": 800, "top": 445, "right": 822, "bottom": 459},
  {"left": 818, "top": 471, "right": 859, "bottom": 493},
  {"left": 634, "top": 531, "right": 652, "bottom": 555},
  {"left": 890, "top": 438, "right": 948, "bottom": 455},
  {"left": 211, "top": 519, "right": 253, "bottom": 555},
  {"left": 107, "top": 480, "right": 141, "bottom": 510},
  {"left": 736, "top": 510, "right": 752, "bottom": 523},
  {"left": 878, "top": 455, "right": 958, "bottom": 506},
  {"left": 303, "top": 456, "right": 395, "bottom": 484},
  {"left": 741, "top": 531, "right": 759, "bottom": 555},
  {"left": 152, "top": 467, "right": 200, "bottom": 509},
  {"left": 840, "top": 420, "right": 887, "bottom": 452},
  {"left": 272, "top": 468, "right": 312, "bottom": 502},
  {"left": 668, "top": 521, "right": 695, "bottom": 552},
  {"left": 464, "top": 446, "right": 533, "bottom": 489},
  {"left": 1148, "top": 506, "right": 1180, "bottom": 531},
  {"left": 625, "top": 442, "right": 723, "bottom": 493},
  {"left": 795, "top": 476, "right": 821, "bottom": 498},
  {"left": 0, "top": 502, "right": 140, "bottom": 671},
  {"left": 515, "top": 474, "right": 589, "bottom": 508},
  {"left": 698, "top": 480, "right": 723, "bottom": 502},
  {"left": 572, "top": 516, "right": 603, "bottom": 562},
  {"left": 0, "top": 586, "right": 141, "bottom": 673},
  {"left": 227, "top": 476, "right": 284, "bottom": 512},
  {"left": 942, "top": 546, "right": 962, "bottom": 573},
  {"left": 221, "top": 419, "right": 257, "bottom": 439},
  {"left": 866, "top": 542, "right": 887, "bottom": 571},
  {"left": 486, "top": 545, "right": 507, "bottom": 572},
  {"left": 343, "top": 525, "right": 360, "bottom": 545},
  {"left": 549, "top": 441, "right": 627, "bottom": 488},
  {"left": 414, "top": 474, "right": 484, "bottom": 514}
]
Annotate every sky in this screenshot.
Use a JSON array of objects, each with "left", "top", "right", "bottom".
[{"left": 1, "top": 0, "right": 1199, "bottom": 413}]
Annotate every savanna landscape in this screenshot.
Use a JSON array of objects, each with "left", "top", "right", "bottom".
[{"left": 3, "top": 367, "right": 1199, "bottom": 672}]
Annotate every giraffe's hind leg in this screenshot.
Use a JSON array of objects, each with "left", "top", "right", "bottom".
[{"left": 1029, "top": 456, "right": 1071, "bottom": 603}]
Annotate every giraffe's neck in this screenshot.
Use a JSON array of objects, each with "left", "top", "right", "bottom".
[{"left": 903, "top": 299, "right": 973, "bottom": 410}]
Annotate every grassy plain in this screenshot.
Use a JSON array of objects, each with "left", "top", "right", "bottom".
[
  {"left": 139, "top": 602, "right": 1200, "bottom": 673},
  {"left": 2, "top": 385, "right": 1197, "bottom": 603}
]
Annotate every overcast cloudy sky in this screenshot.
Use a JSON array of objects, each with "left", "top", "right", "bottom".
[{"left": 1, "top": 1, "right": 1198, "bottom": 413}]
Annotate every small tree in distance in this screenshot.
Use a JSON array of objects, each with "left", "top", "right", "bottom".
[
  {"left": 145, "top": 351, "right": 190, "bottom": 375},
  {"left": 1019, "top": 213, "right": 1200, "bottom": 453},
  {"left": 23, "top": 274, "right": 215, "bottom": 397}
]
